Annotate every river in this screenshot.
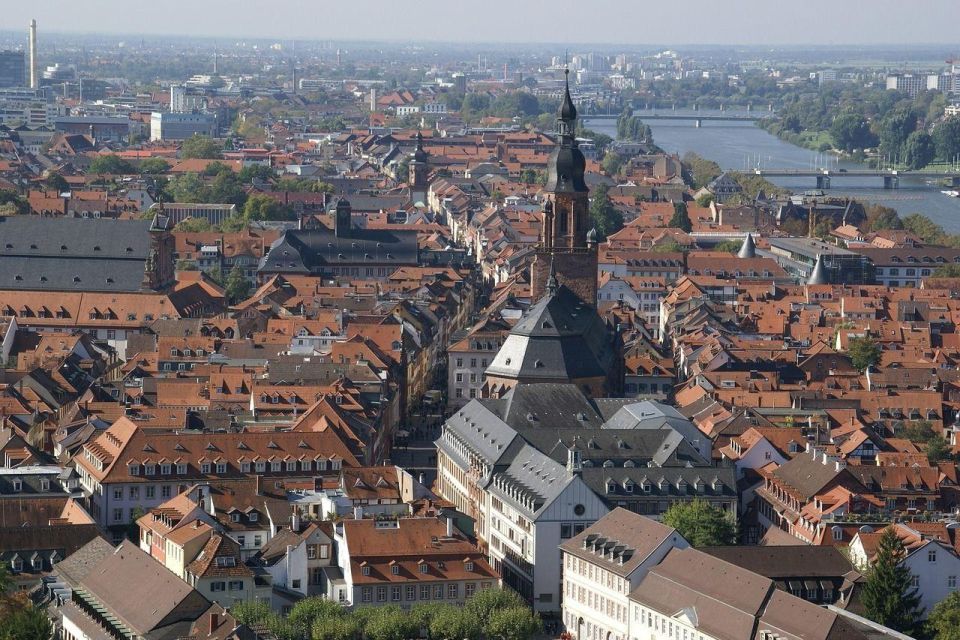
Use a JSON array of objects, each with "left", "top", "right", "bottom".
[{"left": 584, "top": 110, "right": 960, "bottom": 233}]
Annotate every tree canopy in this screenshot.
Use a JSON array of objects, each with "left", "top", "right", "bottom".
[
  {"left": 236, "top": 588, "right": 541, "bottom": 640},
  {"left": 662, "top": 499, "right": 737, "bottom": 546},
  {"left": 589, "top": 184, "right": 624, "bottom": 239},
  {"left": 89, "top": 154, "right": 135, "bottom": 175},
  {"left": 928, "top": 590, "right": 960, "bottom": 640},
  {"left": 669, "top": 201, "right": 692, "bottom": 233},
  {"left": 180, "top": 134, "right": 223, "bottom": 160},
  {"left": 861, "top": 528, "right": 924, "bottom": 636},
  {"left": 847, "top": 336, "right": 882, "bottom": 372}
]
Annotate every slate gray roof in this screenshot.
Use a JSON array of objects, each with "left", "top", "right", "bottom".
[
  {"left": 560, "top": 507, "right": 682, "bottom": 577},
  {"left": 700, "top": 545, "right": 854, "bottom": 580},
  {"left": 53, "top": 536, "right": 115, "bottom": 586},
  {"left": 259, "top": 226, "right": 418, "bottom": 275},
  {"left": 771, "top": 450, "right": 853, "bottom": 500},
  {"left": 73, "top": 540, "right": 211, "bottom": 637},
  {"left": 0, "top": 217, "right": 153, "bottom": 292},
  {"left": 485, "top": 284, "right": 615, "bottom": 382},
  {"left": 581, "top": 466, "right": 736, "bottom": 499},
  {"left": 490, "top": 443, "right": 573, "bottom": 516}
]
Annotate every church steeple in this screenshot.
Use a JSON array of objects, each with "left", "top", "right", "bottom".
[
  {"left": 530, "top": 64, "right": 597, "bottom": 309},
  {"left": 557, "top": 68, "right": 577, "bottom": 137}
]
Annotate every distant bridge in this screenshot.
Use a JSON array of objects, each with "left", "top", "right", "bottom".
[
  {"left": 585, "top": 113, "right": 767, "bottom": 127},
  {"left": 751, "top": 168, "right": 960, "bottom": 189}
]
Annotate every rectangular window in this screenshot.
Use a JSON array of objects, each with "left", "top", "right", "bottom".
[
  {"left": 113, "top": 508, "right": 124, "bottom": 523},
  {"left": 434, "top": 585, "right": 444, "bottom": 599},
  {"left": 362, "top": 587, "right": 372, "bottom": 602},
  {"left": 949, "top": 576, "right": 957, "bottom": 589},
  {"left": 465, "top": 583, "right": 476, "bottom": 598},
  {"left": 447, "top": 584, "right": 458, "bottom": 599},
  {"left": 420, "top": 585, "right": 431, "bottom": 600},
  {"left": 161, "top": 485, "right": 171, "bottom": 498},
  {"left": 146, "top": 486, "right": 156, "bottom": 499},
  {"left": 376, "top": 587, "right": 387, "bottom": 602},
  {"left": 406, "top": 586, "right": 416, "bottom": 600},
  {"left": 391, "top": 586, "right": 401, "bottom": 601}
]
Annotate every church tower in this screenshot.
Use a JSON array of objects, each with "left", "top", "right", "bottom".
[
  {"left": 530, "top": 69, "right": 598, "bottom": 307},
  {"left": 408, "top": 131, "right": 430, "bottom": 192}
]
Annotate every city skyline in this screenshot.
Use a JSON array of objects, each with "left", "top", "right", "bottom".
[{"left": 3, "top": 0, "right": 960, "bottom": 46}]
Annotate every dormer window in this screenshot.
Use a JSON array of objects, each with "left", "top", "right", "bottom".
[
  {"left": 465, "top": 561, "right": 474, "bottom": 571},
  {"left": 11, "top": 479, "right": 22, "bottom": 492},
  {"left": 231, "top": 512, "right": 241, "bottom": 522},
  {"left": 391, "top": 565, "right": 399, "bottom": 575},
  {"left": 129, "top": 464, "right": 140, "bottom": 476},
  {"left": 419, "top": 563, "right": 428, "bottom": 574},
  {"left": 10, "top": 557, "right": 22, "bottom": 573},
  {"left": 249, "top": 512, "right": 258, "bottom": 522},
  {"left": 362, "top": 566, "right": 371, "bottom": 576},
  {"left": 144, "top": 464, "right": 155, "bottom": 475}
]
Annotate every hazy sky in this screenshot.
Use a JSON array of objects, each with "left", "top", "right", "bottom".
[{"left": 6, "top": 0, "right": 960, "bottom": 45}]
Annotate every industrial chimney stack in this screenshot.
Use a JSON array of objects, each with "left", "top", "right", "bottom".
[{"left": 28, "top": 19, "right": 38, "bottom": 90}]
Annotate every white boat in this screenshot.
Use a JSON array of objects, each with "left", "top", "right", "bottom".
[{"left": 941, "top": 190, "right": 960, "bottom": 198}]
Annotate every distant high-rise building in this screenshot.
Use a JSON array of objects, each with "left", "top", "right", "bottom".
[
  {"left": 0, "top": 50, "right": 25, "bottom": 88},
  {"left": 28, "top": 19, "right": 37, "bottom": 90}
]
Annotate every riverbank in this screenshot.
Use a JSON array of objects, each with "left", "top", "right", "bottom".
[{"left": 583, "top": 114, "right": 960, "bottom": 232}]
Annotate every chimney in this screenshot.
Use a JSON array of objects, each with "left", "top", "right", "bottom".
[
  {"left": 208, "top": 612, "right": 219, "bottom": 634},
  {"left": 291, "top": 506, "right": 301, "bottom": 532},
  {"left": 353, "top": 506, "right": 363, "bottom": 520},
  {"left": 446, "top": 517, "right": 454, "bottom": 537},
  {"left": 28, "top": 20, "right": 37, "bottom": 90},
  {"left": 418, "top": 473, "right": 425, "bottom": 485}
]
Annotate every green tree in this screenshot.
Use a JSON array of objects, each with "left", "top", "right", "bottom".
[
  {"left": 861, "top": 527, "right": 923, "bottom": 635},
  {"left": 902, "top": 130, "right": 936, "bottom": 170},
  {"left": 225, "top": 265, "right": 252, "bottom": 303},
  {"left": 203, "top": 160, "right": 234, "bottom": 177},
  {"left": 289, "top": 596, "right": 343, "bottom": 629},
  {"left": 847, "top": 336, "right": 882, "bottom": 372},
  {"left": 487, "top": 606, "right": 542, "bottom": 640},
  {"left": 428, "top": 606, "right": 482, "bottom": 640},
  {"left": 669, "top": 201, "right": 692, "bottom": 233},
  {"left": 238, "top": 164, "right": 276, "bottom": 183},
  {"left": 0, "top": 190, "right": 29, "bottom": 216},
  {"left": 902, "top": 213, "right": 946, "bottom": 245},
  {"left": 313, "top": 615, "right": 361, "bottom": 640},
  {"left": 363, "top": 605, "right": 420, "bottom": 640},
  {"left": 713, "top": 240, "right": 743, "bottom": 253},
  {"left": 926, "top": 435, "right": 952, "bottom": 464},
  {"left": 681, "top": 152, "right": 722, "bottom": 189},
  {"left": 877, "top": 109, "right": 917, "bottom": 161},
  {"left": 244, "top": 194, "right": 291, "bottom": 221},
  {"left": 89, "top": 154, "right": 135, "bottom": 175},
  {"left": 662, "top": 499, "right": 737, "bottom": 546},
  {"left": 0, "top": 606, "right": 53, "bottom": 640},
  {"left": 928, "top": 590, "right": 960, "bottom": 640},
  {"left": 127, "top": 506, "right": 145, "bottom": 542},
  {"left": 173, "top": 217, "right": 213, "bottom": 232},
  {"left": 829, "top": 113, "right": 875, "bottom": 152},
  {"left": 933, "top": 116, "right": 960, "bottom": 162},
  {"left": 139, "top": 158, "right": 171, "bottom": 174},
  {"left": 601, "top": 151, "right": 624, "bottom": 177},
  {"left": 180, "top": 134, "right": 223, "bottom": 159},
  {"left": 394, "top": 156, "right": 410, "bottom": 183},
  {"left": 44, "top": 172, "right": 70, "bottom": 192},
  {"left": 589, "top": 183, "right": 624, "bottom": 238},
  {"left": 695, "top": 192, "right": 714, "bottom": 208},
  {"left": 652, "top": 239, "right": 684, "bottom": 253},
  {"left": 464, "top": 587, "right": 527, "bottom": 623},
  {"left": 933, "top": 264, "right": 960, "bottom": 278},
  {"left": 231, "top": 599, "right": 272, "bottom": 626},
  {"left": 863, "top": 204, "right": 903, "bottom": 232},
  {"left": 168, "top": 172, "right": 209, "bottom": 202}
]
